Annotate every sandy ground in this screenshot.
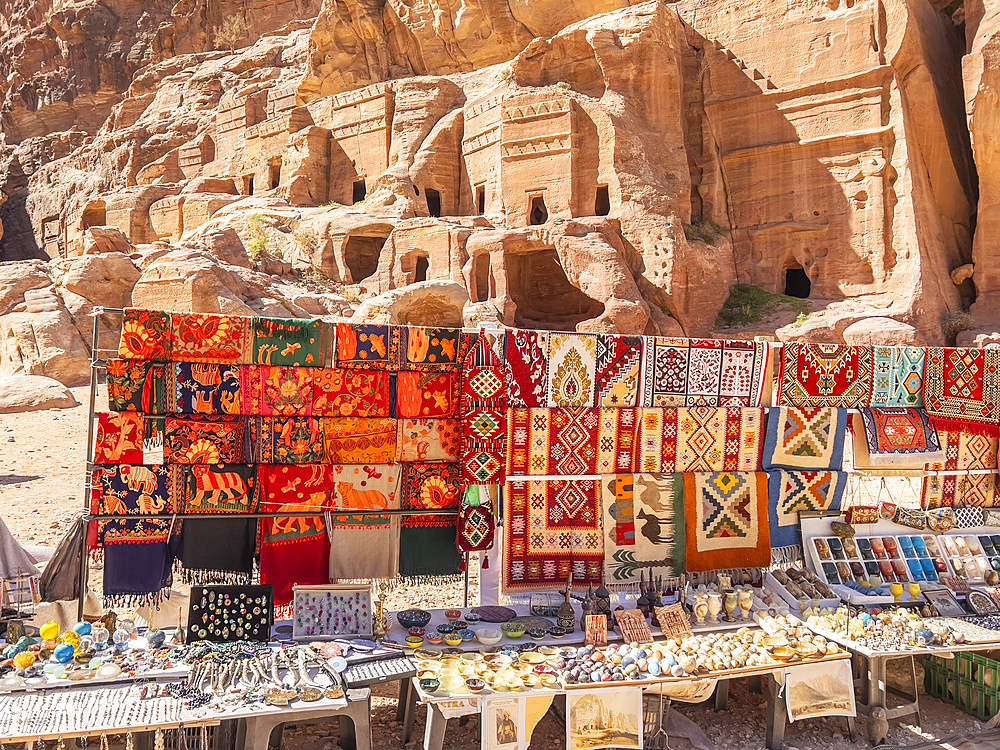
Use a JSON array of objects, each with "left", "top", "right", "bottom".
[{"left": 0, "top": 390, "right": 991, "bottom": 748}]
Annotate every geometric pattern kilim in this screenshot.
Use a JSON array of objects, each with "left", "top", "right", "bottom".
[
  {"left": 683, "top": 472, "right": 770, "bottom": 572},
  {"left": 762, "top": 407, "right": 847, "bottom": 471}
]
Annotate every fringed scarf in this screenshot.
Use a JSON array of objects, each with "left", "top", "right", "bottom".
[
  {"left": 97, "top": 464, "right": 176, "bottom": 607},
  {"left": 177, "top": 464, "right": 259, "bottom": 585},
  {"left": 259, "top": 464, "right": 333, "bottom": 607},
  {"left": 922, "top": 347, "right": 1000, "bottom": 436},
  {"left": 327, "top": 464, "right": 402, "bottom": 581},
  {"left": 399, "top": 462, "right": 464, "bottom": 581},
  {"left": 251, "top": 317, "right": 333, "bottom": 367}
]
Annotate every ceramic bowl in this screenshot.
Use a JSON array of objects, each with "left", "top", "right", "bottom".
[
  {"left": 500, "top": 622, "right": 526, "bottom": 639},
  {"left": 419, "top": 678, "right": 440, "bottom": 694},
  {"left": 527, "top": 628, "right": 546, "bottom": 640},
  {"left": 459, "top": 629, "right": 475, "bottom": 642},
  {"left": 476, "top": 628, "right": 503, "bottom": 646},
  {"left": 444, "top": 633, "right": 464, "bottom": 646},
  {"left": 408, "top": 627, "right": 425, "bottom": 637},
  {"left": 444, "top": 609, "right": 462, "bottom": 622},
  {"left": 539, "top": 673, "right": 558, "bottom": 688},
  {"left": 437, "top": 624, "right": 454, "bottom": 634},
  {"left": 547, "top": 626, "right": 566, "bottom": 639},
  {"left": 426, "top": 634, "right": 444, "bottom": 644},
  {"left": 466, "top": 677, "right": 486, "bottom": 692},
  {"left": 453, "top": 620, "right": 468, "bottom": 630},
  {"left": 405, "top": 635, "right": 424, "bottom": 648},
  {"left": 465, "top": 613, "right": 482, "bottom": 624},
  {"left": 397, "top": 609, "right": 433, "bottom": 629}
]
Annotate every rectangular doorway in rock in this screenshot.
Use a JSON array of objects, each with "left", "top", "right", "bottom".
[
  {"left": 506, "top": 248, "right": 605, "bottom": 330},
  {"left": 415, "top": 256, "right": 429, "bottom": 282},
  {"left": 784, "top": 266, "right": 811, "bottom": 298},
  {"left": 81, "top": 200, "right": 106, "bottom": 229},
  {"left": 472, "top": 253, "right": 493, "bottom": 302},
  {"left": 595, "top": 185, "right": 610, "bottom": 216},
  {"left": 476, "top": 185, "right": 486, "bottom": 215},
  {"left": 353, "top": 179, "right": 367, "bottom": 204},
  {"left": 401, "top": 253, "right": 430, "bottom": 285},
  {"left": 269, "top": 160, "right": 281, "bottom": 190},
  {"left": 344, "top": 235, "right": 387, "bottom": 283},
  {"left": 425, "top": 188, "right": 442, "bottom": 217},
  {"left": 244, "top": 175, "right": 254, "bottom": 195}
]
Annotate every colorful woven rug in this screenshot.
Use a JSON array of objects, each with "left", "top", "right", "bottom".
[
  {"left": 687, "top": 339, "right": 770, "bottom": 407},
  {"left": 171, "top": 312, "right": 250, "bottom": 364},
  {"left": 335, "top": 322, "right": 403, "bottom": 370},
  {"left": 327, "top": 464, "right": 401, "bottom": 580},
  {"left": 595, "top": 334, "right": 643, "bottom": 407},
  {"left": 922, "top": 347, "right": 1000, "bottom": 436},
  {"left": 640, "top": 337, "right": 689, "bottom": 407},
  {"left": 250, "top": 317, "right": 332, "bottom": 367},
  {"left": 870, "top": 346, "right": 924, "bottom": 407},
  {"left": 95, "top": 412, "right": 144, "bottom": 463},
  {"left": 178, "top": 463, "right": 259, "bottom": 585},
  {"left": 505, "top": 329, "right": 549, "bottom": 408},
  {"left": 107, "top": 360, "right": 167, "bottom": 414},
  {"left": 395, "top": 371, "right": 459, "bottom": 418},
  {"left": 922, "top": 430, "right": 999, "bottom": 507},
  {"left": 503, "top": 478, "right": 603, "bottom": 592},
  {"left": 172, "top": 363, "right": 241, "bottom": 415},
  {"left": 403, "top": 326, "right": 469, "bottom": 372},
  {"left": 118, "top": 309, "right": 172, "bottom": 361},
  {"left": 683, "top": 472, "right": 770, "bottom": 572},
  {"left": 311, "top": 368, "right": 390, "bottom": 417},
  {"left": 546, "top": 333, "right": 597, "bottom": 407},
  {"left": 164, "top": 416, "right": 245, "bottom": 464},
  {"left": 778, "top": 343, "right": 873, "bottom": 407},
  {"left": 853, "top": 409, "right": 943, "bottom": 468},
  {"left": 461, "top": 332, "right": 508, "bottom": 484},
  {"left": 240, "top": 365, "right": 313, "bottom": 416},
  {"left": 244, "top": 416, "right": 324, "bottom": 464},
  {"left": 602, "top": 474, "right": 684, "bottom": 586},
  {"left": 762, "top": 407, "right": 847, "bottom": 471},
  {"left": 260, "top": 464, "right": 333, "bottom": 604},
  {"left": 506, "top": 407, "right": 635, "bottom": 476},
  {"left": 398, "top": 418, "right": 461, "bottom": 462},
  {"left": 323, "top": 417, "right": 398, "bottom": 464},
  {"left": 399, "top": 462, "right": 464, "bottom": 579},
  {"left": 665, "top": 407, "right": 764, "bottom": 472},
  {"left": 766, "top": 470, "right": 845, "bottom": 557}
]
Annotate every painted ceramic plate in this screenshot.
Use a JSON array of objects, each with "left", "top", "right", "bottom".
[
  {"left": 471, "top": 606, "right": 518, "bottom": 623},
  {"left": 510, "top": 616, "right": 554, "bottom": 630},
  {"left": 968, "top": 590, "right": 1000, "bottom": 615}
]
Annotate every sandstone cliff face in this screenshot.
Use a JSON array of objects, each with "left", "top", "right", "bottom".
[{"left": 0, "top": 0, "right": 994, "bottom": 368}]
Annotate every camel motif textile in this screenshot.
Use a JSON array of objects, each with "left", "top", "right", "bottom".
[
  {"left": 164, "top": 416, "right": 245, "bottom": 464},
  {"left": 172, "top": 363, "right": 241, "bottom": 415},
  {"left": 602, "top": 474, "right": 685, "bottom": 585},
  {"left": 260, "top": 464, "right": 333, "bottom": 604},
  {"left": 503, "top": 479, "right": 604, "bottom": 592},
  {"left": 95, "top": 412, "right": 144, "bottom": 464},
  {"left": 250, "top": 317, "right": 332, "bottom": 367},
  {"left": 778, "top": 343, "right": 873, "bottom": 407},
  {"left": 683, "top": 472, "right": 771, "bottom": 572},
  {"left": 922, "top": 347, "right": 1000, "bottom": 436},
  {"left": 327, "top": 464, "right": 402, "bottom": 581}
]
